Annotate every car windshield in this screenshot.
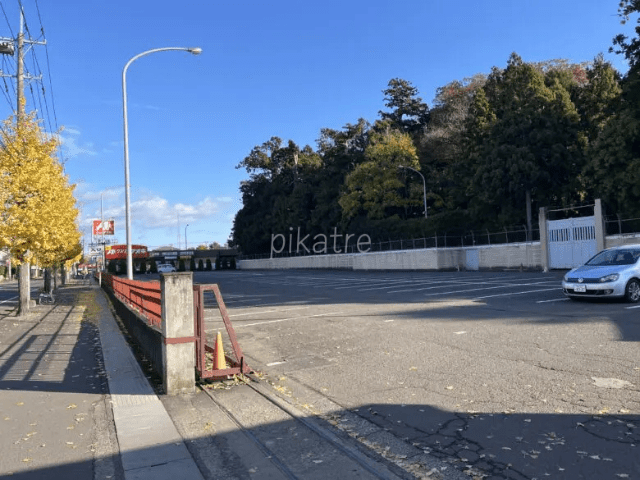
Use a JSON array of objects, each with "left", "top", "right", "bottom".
[{"left": 586, "top": 249, "right": 640, "bottom": 266}]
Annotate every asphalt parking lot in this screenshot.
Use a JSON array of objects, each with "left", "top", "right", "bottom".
[{"left": 192, "top": 269, "right": 639, "bottom": 479}]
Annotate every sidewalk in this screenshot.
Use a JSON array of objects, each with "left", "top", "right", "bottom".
[
  {"left": 0, "top": 281, "right": 202, "bottom": 480},
  {"left": 0, "top": 281, "right": 468, "bottom": 480}
]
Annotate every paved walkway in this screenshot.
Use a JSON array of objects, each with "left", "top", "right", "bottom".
[
  {"left": 0, "top": 280, "right": 469, "bottom": 480},
  {"left": 0, "top": 281, "right": 202, "bottom": 480}
]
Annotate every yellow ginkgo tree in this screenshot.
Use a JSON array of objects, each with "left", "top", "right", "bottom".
[{"left": 0, "top": 109, "right": 81, "bottom": 315}]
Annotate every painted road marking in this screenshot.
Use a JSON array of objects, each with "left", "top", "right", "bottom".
[
  {"left": 0, "top": 295, "right": 17, "bottom": 304},
  {"left": 235, "top": 311, "right": 345, "bottom": 328},
  {"left": 473, "top": 287, "right": 560, "bottom": 300},
  {"left": 228, "top": 306, "right": 313, "bottom": 317}
]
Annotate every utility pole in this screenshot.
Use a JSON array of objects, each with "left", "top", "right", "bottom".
[
  {"left": 101, "top": 194, "right": 106, "bottom": 270},
  {"left": 16, "top": 10, "right": 29, "bottom": 314},
  {"left": 0, "top": 9, "right": 46, "bottom": 315}
]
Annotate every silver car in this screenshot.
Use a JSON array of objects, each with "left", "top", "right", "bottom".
[
  {"left": 157, "top": 263, "right": 176, "bottom": 273},
  {"left": 562, "top": 245, "right": 640, "bottom": 302}
]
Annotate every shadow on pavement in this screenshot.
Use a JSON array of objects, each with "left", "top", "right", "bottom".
[
  {"left": 2, "top": 397, "right": 639, "bottom": 479},
  {"left": 0, "top": 303, "right": 107, "bottom": 394}
]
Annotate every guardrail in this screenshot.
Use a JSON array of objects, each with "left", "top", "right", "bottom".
[{"left": 101, "top": 273, "right": 162, "bottom": 327}]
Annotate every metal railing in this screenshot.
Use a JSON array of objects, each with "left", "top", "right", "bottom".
[
  {"left": 101, "top": 273, "right": 162, "bottom": 327},
  {"left": 605, "top": 216, "right": 640, "bottom": 236}
]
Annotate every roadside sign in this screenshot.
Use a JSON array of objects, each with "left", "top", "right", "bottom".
[{"left": 93, "top": 220, "right": 115, "bottom": 235}]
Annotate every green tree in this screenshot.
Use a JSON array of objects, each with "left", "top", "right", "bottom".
[
  {"left": 233, "top": 137, "right": 322, "bottom": 254},
  {"left": 419, "top": 75, "right": 486, "bottom": 214},
  {"left": 339, "top": 130, "right": 420, "bottom": 220},
  {"left": 379, "top": 78, "right": 429, "bottom": 133},
  {"left": 585, "top": 2, "right": 640, "bottom": 215},
  {"left": 610, "top": 0, "right": 640, "bottom": 68},
  {"left": 466, "top": 53, "right": 586, "bottom": 232}
]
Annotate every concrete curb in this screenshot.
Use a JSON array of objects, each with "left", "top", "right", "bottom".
[{"left": 94, "top": 286, "right": 204, "bottom": 480}]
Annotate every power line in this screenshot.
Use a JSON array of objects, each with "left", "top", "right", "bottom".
[
  {"left": 0, "top": 2, "right": 15, "bottom": 38},
  {"left": 0, "top": 1, "right": 59, "bottom": 153},
  {"left": 35, "top": 0, "right": 57, "bottom": 133}
]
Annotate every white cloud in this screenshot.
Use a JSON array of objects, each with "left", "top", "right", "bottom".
[
  {"left": 58, "top": 129, "right": 98, "bottom": 160},
  {"left": 76, "top": 188, "right": 239, "bottom": 247}
]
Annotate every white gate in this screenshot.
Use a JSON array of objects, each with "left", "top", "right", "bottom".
[{"left": 548, "top": 216, "right": 597, "bottom": 269}]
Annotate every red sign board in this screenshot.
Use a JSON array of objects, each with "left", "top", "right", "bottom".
[
  {"left": 105, "top": 244, "right": 148, "bottom": 260},
  {"left": 93, "top": 220, "right": 115, "bottom": 236}
]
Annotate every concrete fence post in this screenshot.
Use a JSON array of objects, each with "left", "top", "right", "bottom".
[
  {"left": 538, "top": 206, "right": 549, "bottom": 273},
  {"left": 160, "top": 272, "right": 195, "bottom": 395},
  {"left": 594, "top": 198, "right": 606, "bottom": 251}
]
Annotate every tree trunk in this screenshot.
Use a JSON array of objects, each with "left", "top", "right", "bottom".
[
  {"left": 17, "top": 260, "right": 30, "bottom": 316},
  {"left": 61, "top": 264, "right": 67, "bottom": 286},
  {"left": 44, "top": 268, "right": 52, "bottom": 294}
]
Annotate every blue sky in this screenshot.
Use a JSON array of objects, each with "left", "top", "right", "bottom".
[{"left": 0, "top": 0, "right": 634, "bottom": 253}]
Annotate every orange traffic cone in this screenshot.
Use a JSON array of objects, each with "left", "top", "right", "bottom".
[{"left": 213, "top": 331, "right": 226, "bottom": 370}]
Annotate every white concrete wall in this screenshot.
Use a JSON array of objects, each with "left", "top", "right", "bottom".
[
  {"left": 238, "top": 242, "right": 542, "bottom": 271},
  {"left": 237, "top": 230, "right": 639, "bottom": 272},
  {"left": 476, "top": 243, "right": 541, "bottom": 270},
  {"left": 605, "top": 234, "right": 640, "bottom": 249}
]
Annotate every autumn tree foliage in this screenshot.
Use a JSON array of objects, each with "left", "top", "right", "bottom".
[
  {"left": 0, "top": 110, "right": 81, "bottom": 313},
  {"left": 339, "top": 129, "right": 420, "bottom": 220}
]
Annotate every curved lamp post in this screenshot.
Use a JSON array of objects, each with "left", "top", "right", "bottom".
[
  {"left": 122, "top": 47, "right": 202, "bottom": 279},
  {"left": 399, "top": 165, "right": 427, "bottom": 218}
]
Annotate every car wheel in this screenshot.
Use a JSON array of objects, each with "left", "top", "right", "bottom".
[{"left": 625, "top": 279, "right": 640, "bottom": 303}]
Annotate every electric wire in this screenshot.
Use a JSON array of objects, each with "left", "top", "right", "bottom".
[
  {"left": 0, "top": 0, "right": 62, "bottom": 163},
  {"left": 0, "top": 2, "right": 14, "bottom": 39},
  {"left": 0, "top": 1, "right": 16, "bottom": 112},
  {"left": 34, "top": 0, "right": 57, "bottom": 134}
]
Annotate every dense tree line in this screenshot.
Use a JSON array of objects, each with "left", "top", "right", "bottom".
[{"left": 232, "top": 2, "right": 639, "bottom": 255}]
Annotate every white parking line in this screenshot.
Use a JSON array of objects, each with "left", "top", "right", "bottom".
[
  {"left": 625, "top": 304, "right": 640, "bottom": 309},
  {"left": 235, "top": 311, "right": 344, "bottom": 328},
  {"left": 223, "top": 298, "right": 329, "bottom": 309},
  {"left": 358, "top": 279, "right": 452, "bottom": 292},
  {"left": 0, "top": 295, "right": 17, "bottom": 304},
  {"left": 387, "top": 277, "right": 557, "bottom": 294},
  {"left": 473, "top": 287, "right": 560, "bottom": 300},
  {"left": 391, "top": 280, "right": 557, "bottom": 296},
  {"left": 228, "top": 306, "right": 313, "bottom": 317},
  {"left": 387, "top": 281, "right": 478, "bottom": 294},
  {"left": 537, "top": 297, "right": 570, "bottom": 303}
]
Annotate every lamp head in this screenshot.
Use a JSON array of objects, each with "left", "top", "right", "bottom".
[{"left": 189, "top": 47, "right": 203, "bottom": 55}]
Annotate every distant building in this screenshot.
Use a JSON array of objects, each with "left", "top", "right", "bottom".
[{"left": 149, "top": 248, "right": 238, "bottom": 270}]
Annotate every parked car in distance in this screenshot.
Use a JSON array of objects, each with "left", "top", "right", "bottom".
[
  {"left": 562, "top": 245, "right": 640, "bottom": 302},
  {"left": 157, "top": 263, "right": 176, "bottom": 273}
]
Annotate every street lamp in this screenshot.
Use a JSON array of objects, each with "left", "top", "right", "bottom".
[
  {"left": 122, "top": 46, "right": 202, "bottom": 279},
  {"left": 185, "top": 224, "right": 189, "bottom": 250},
  {"left": 398, "top": 165, "right": 427, "bottom": 218}
]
